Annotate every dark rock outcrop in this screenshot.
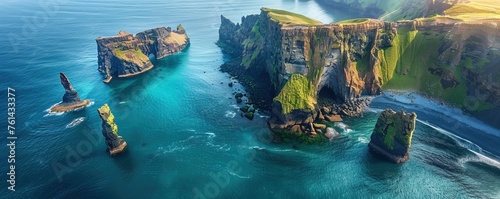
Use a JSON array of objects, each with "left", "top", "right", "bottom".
[
  {"left": 50, "top": 73, "right": 90, "bottom": 112},
  {"left": 368, "top": 109, "right": 417, "bottom": 163},
  {"left": 240, "top": 104, "right": 256, "bottom": 120},
  {"left": 96, "top": 25, "right": 189, "bottom": 83},
  {"left": 97, "top": 104, "right": 127, "bottom": 156}
]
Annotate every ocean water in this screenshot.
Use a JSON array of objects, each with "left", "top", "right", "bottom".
[{"left": 0, "top": 0, "right": 499, "bottom": 198}]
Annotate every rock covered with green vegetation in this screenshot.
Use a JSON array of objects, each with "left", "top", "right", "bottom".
[
  {"left": 368, "top": 109, "right": 416, "bottom": 163},
  {"left": 97, "top": 104, "right": 127, "bottom": 156},
  {"left": 218, "top": 5, "right": 500, "bottom": 138},
  {"left": 96, "top": 25, "right": 189, "bottom": 83}
]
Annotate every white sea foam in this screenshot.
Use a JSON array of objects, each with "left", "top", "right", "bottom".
[
  {"left": 44, "top": 100, "right": 95, "bottom": 117},
  {"left": 228, "top": 170, "right": 251, "bottom": 179},
  {"left": 419, "top": 119, "right": 500, "bottom": 169},
  {"left": 119, "top": 101, "right": 126, "bottom": 104},
  {"left": 225, "top": 110, "right": 236, "bottom": 118},
  {"left": 357, "top": 137, "right": 369, "bottom": 144},
  {"left": 204, "top": 132, "right": 216, "bottom": 138},
  {"left": 66, "top": 117, "right": 85, "bottom": 128},
  {"left": 335, "top": 122, "right": 353, "bottom": 133},
  {"left": 256, "top": 111, "right": 270, "bottom": 119}
]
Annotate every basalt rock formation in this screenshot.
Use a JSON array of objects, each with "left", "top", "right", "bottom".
[
  {"left": 97, "top": 104, "right": 127, "bottom": 156},
  {"left": 96, "top": 25, "right": 189, "bottom": 83},
  {"left": 218, "top": 6, "right": 500, "bottom": 140},
  {"left": 368, "top": 109, "right": 417, "bottom": 163},
  {"left": 50, "top": 73, "right": 90, "bottom": 112}
]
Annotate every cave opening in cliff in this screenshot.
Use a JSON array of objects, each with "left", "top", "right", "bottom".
[{"left": 318, "top": 86, "right": 341, "bottom": 104}]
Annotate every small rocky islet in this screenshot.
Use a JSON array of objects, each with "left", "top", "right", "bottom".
[
  {"left": 49, "top": 73, "right": 90, "bottom": 113},
  {"left": 369, "top": 109, "right": 417, "bottom": 163}
]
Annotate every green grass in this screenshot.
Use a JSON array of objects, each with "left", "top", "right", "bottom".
[
  {"left": 274, "top": 74, "right": 316, "bottom": 114},
  {"left": 355, "top": 54, "right": 370, "bottom": 75},
  {"left": 336, "top": 18, "right": 370, "bottom": 25},
  {"left": 261, "top": 7, "right": 323, "bottom": 26},
  {"left": 378, "top": 26, "right": 418, "bottom": 84},
  {"left": 241, "top": 20, "right": 264, "bottom": 68},
  {"left": 113, "top": 49, "right": 149, "bottom": 63},
  {"left": 383, "top": 125, "right": 396, "bottom": 149},
  {"left": 377, "top": 25, "right": 475, "bottom": 108}
]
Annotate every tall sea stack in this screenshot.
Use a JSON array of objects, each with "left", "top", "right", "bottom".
[
  {"left": 97, "top": 104, "right": 127, "bottom": 156},
  {"left": 50, "top": 73, "right": 90, "bottom": 112},
  {"left": 368, "top": 109, "right": 417, "bottom": 163}
]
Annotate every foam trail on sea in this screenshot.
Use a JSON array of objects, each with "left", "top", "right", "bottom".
[
  {"left": 227, "top": 170, "right": 251, "bottom": 179},
  {"left": 66, "top": 117, "right": 85, "bottom": 128},
  {"left": 418, "top": 119, "right": 500, "bottom": 168}
]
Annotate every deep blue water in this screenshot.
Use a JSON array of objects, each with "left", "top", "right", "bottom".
[{"left": 0, "top": 0, "right": 499, "bottom": 198}]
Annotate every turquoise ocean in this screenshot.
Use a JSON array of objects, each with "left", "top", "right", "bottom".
[{"left": 0, "top": 0, "right": 499, "bottom": 198}]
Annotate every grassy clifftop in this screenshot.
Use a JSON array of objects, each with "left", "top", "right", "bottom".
[{"left": 261, "top": 7, "right": 323, "bottom": 26}]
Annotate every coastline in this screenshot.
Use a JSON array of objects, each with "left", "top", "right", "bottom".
[{"left": 370, "top": 90, "right": 500, "bottom": 159}]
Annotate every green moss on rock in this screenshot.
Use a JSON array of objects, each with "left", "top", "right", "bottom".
[{"left": 273, "top": 74, "right": 316, "bottom": 114}]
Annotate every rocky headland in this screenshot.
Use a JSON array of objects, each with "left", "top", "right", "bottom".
[
  {"left": 218, "top": 5, "right": 500, "bottom": 141},
  {"left": 369, "top": 109, "right": 417, "bottom": 163},
  {"left": 96, "top": 25, "right": 189, "bottom": 83},
  {"left": 97, "top": 104, "right": 127, "bottom": 156},
  {"left": 50, "top": 73, "right": 90, "bottom": 113}
]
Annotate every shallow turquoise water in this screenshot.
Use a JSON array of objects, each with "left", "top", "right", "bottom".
[{"left": 0, "top": 0, "right": 499, "bottom": 198}]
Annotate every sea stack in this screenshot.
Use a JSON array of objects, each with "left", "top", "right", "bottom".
[
  {"left": 368, "top": 109, "right": 417, "bottom": 163},
  {"left": 97, "top": 104, "right": 127, "bottom": 156},
  {"left": 50, "top": 73, "right": 90, "bottom": 112}
]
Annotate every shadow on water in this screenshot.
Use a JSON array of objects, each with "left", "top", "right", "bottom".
[
  {"left": 111, "top": 149, "right": 135, "bottom": 174},
  {"left": 105, "top": 50, "right": 189, "bottom": 103},
  {"left": 362, "top": 149, "right": 403, "bottom": 181}
]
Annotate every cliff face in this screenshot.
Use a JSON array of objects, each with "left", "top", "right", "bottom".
[
  {"left": 369, "top": 109, "right": 417, "bottom": 163},
  {"left": 96, "top": 25, "right": 189, "bottom": 83},
  {"left": 219, "top": 7, "right": 500, "bottom": 133},
  {"left": 97, "top": 104, "right": 127, "bottom": 156}
]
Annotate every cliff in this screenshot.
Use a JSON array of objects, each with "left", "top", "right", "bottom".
[
  {"left": 50, "top": 73, "right": 90, "bottom": 112},
  {"left": 96, "top": 25, "right": 189, "bottom": 83},
  {"left": 97, "top": 104, "right": 127, "bottom": 156},
  {"left": 368, "top": 109, "right": 417, "bottom": 163},
  {"left": 218, "top": 7, "right": 500, "bottom": 138}
]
